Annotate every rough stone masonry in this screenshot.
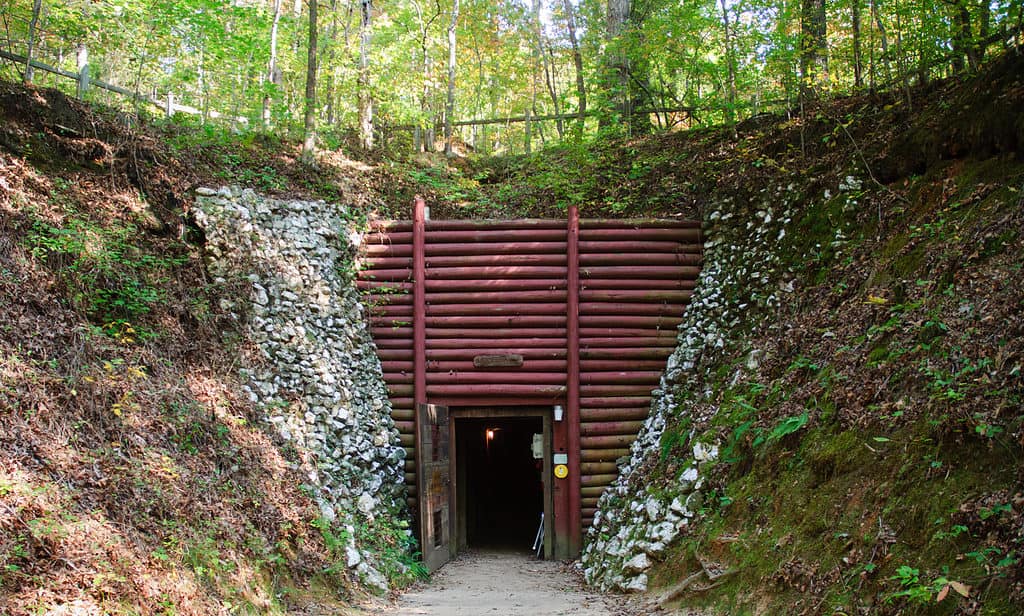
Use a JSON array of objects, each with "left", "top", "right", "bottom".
[{"left": 194, "top": 187, "right": 406, "bottom": 590}]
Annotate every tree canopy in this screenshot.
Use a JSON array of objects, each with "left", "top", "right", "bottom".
[{"left": 2, "top": 0, "right": 1019, "bottom": 155}]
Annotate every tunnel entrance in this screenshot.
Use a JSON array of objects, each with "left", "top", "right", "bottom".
[{"left": 453, "top": 411, "right": 551, "bottom": 555}]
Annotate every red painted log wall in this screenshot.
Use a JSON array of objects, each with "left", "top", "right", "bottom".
[{"left": 356, "top": 208, "right": 702, "bottom": 540}]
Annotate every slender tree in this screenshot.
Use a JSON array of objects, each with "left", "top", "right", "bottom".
[
  {"left": 561, "top": 0, "right": 586, "bottom": 138},
  {"left": 24, "top": 0, "right": 43, "bottom": 84},
  {"left": 358, "top": 0, "right": 374, "bottom": 149},
  {"left": 800, "top": 0, "right": 829, "bottom": 96},
  {"left": 444, "top": 0, "right": 459, "bottom": 157},
  {"left": 302, "top": 0, "right": 319, "bottom": 163}
]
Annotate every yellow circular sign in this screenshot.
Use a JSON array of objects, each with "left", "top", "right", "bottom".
[{"left": 554, "top": 464, "right": 569, "bottom": 479}]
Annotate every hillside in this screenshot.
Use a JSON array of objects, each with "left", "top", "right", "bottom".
[{"left": 1, "top": 49, "right": 1023, "bottom": 615}]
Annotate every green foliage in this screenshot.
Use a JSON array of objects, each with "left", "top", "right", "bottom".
[{"left": 27, "top": 214, "right": 185, "bottom": 329}]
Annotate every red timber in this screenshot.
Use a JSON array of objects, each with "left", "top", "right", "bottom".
[
  {"left": 566, "top": 205, "right": 582, "bottom": 555},
  {"left": 357, "top": 205, "right": 702, "bottom": 559}
]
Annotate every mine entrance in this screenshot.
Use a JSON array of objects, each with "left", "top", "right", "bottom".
[{"left": 453, "top": 410, "right": 551, "bottom": 556}]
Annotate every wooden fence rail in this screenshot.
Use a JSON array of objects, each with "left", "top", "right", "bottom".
[{"left": 0, "top": 48, "right": 248, "bottom": 124}]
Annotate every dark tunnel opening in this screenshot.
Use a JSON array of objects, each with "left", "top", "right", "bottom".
[{"left": 457, "top": 416, "right": 544, "bottom": 551}]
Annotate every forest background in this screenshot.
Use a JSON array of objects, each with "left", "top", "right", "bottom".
[{"left": 1, "top": 0, "right": 1020, "bottom": 160}]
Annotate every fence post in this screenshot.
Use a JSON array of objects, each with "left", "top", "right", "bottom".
[{"left": 166, "top": 92, "right": 175, "bottom": 118}]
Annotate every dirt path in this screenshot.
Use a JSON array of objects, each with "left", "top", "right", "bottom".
[{"left": 368, "top": 549, "right": 654, "bottom": 616}]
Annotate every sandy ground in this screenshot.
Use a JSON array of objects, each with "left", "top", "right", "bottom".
[{"left": 367, "top": 549, "right": 657, "bottom": 616}]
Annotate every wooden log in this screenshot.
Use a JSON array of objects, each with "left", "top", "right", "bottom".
[
  {"left": 425, "top": 219, "right": 567, "bottom": 231},
  {"left": 582, "top": 434, "right": 638, "bottom": 448},
  {"left": 427, "top": 303, "right": 567, "bottom": 316},
  {"left": 580, "top": 347, "right": 672, "bottom": 359},
  {"left": 425, "top": 289, "right": 568, "bottom": 304},
  {"left": 429, "top": 384, "right": 567, "bottom": 396},
  {"left": 425, "top": 278, "right": 567, "bottom": 292},
  {"left": 580, "top": 397, "right": 652, "bottom": 408},
  {"left": 425, "top": 229, "right": 567, "bottom": 243},
  {"left": 581, "top": 448, "right": 630, "bottom": 462},
  {"left": 427, "top": 338, "right": 567, "bottom": 349},
  {"left": 580, "top": 407, "right": 651, "bottom": 421},
  {"left": 578, "top": 303, "right": 684, "bottom": 316},
  {"left": 579, "top": 327, "right": 676, "bottom": 338},
  {"left": 579, "top": 371, "right": 663, "bottom": 384},
  {"left": 580, "top": 462, "right": 618, "bottom": 475},
  {"left": 580, "top": 421, "right": 646, "bottom": 435},
  {"left": 578, "top": 315, "right": 683, "bottom": 328},
  {"left": 580, "top": 359, "right": 666, "bottom": 371},
  {"left": 578, "top": 228, "right": 701, "bottom": 242},
  {"left": 427, "top": 348, "right": 567, "bottom": 360},
  {"left": 579, "top": 253, "right": 703, "bottom": 266},
  {"left": 425, "top": 266, "right": 568, "bottom": 280},
  {"left": 578, "top": 240, "right": 702, "bottom": 253},
  {"left": 391, "top": 409, "right": 415, "bottom": 421},
  {"left": 425, "top": 241, "right": 568, "bottom": 256},
  {"left": 426, "top": 253, "right": 566, "bottom": 267},
  {"left": 579, "top": 337, "right": 678, "bottom": 348},
  {"left": 579, "top": 289, "right": 694, "bottom": 303},
  {"left": 430, "top": 359, "right": 566, "bottom": 372},
  {"left": 375, "top": 349, "right": 414, "bottom": 360},
  {"left": 581, "top": 384, "right": 655, "bottom": 396},
  {"left": 581, "top": 486, "right": 608, "bottom": 498},
  {"left": 425, "top": 315, "right": 567, "bottom": 328},
  {"left": 426, "top": 372, "right": 565, "bottom": 385},
  {"left": 426, "top": 327, "right": 566, "bottom": 339},
  {"left": 579, "top": 278, "right": 697, "bottom": 291},
  {"left": 581, "top": 265, "right": 702, "bottom": 279},
  {"left": 579, "top": 218, "right": 701, "bottom": 229},
  {"left": 362, "top": 243, "right": 413, "bottom": 257},
  {"left": 581, "top": 474, "right": 618, "bottom": 487},
  {"left": 375, "top": 338, "right": 414, "bottom": 349}
]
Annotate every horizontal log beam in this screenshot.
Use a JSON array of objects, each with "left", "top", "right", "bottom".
[
  {"left": 579, "top": 219, "right": 701, "bottom": 229},
  {"left": 579, "top": 371, "right": 663, "bottom": 384},
  {"left": 427, "top": 348, "right": 567, "bottom": 360},
  {"left": 580, "top": 347, "right": 673, "bottom": 359},
  {"left": 425, "top": 241, "right": 568, "bottom": 256},
  {"left": 581, "top": 384, "right": 656, "bottom": 396},
  {"left": 579, "top": 228, "right": 701, "bottom": 242},
  {"left": 578, "top": 240, "right": 701, "bottom": 253},
  {"left": 582, "top": 434, "right": 638, "bottom": 448},
  {"left": 580, "top": 407, "right": 651, "bottom": 421},
  {"left": 581, "top": 420, "right": 647, "bottom": 435},
  {"left": 428, "top": 384, "right": 567, "bottom": 396},
  {"left": 581, "top": 474, "right": 619, "bottom": 487},
  {"left": 425, "top": 278, "right": 567, "bottom": 292},
  {"left": 426, "top": 338, "right": 567, "bottom": 349},
  {"left": 425, "top": 327, "right": 567, "bottom": 338},
  {"left": 580, "top": 289, "right": 694, "bottom": 303},
  {"left": 580, "top": 396, "right": 652, "bottom": 408},
  {"left": 427, "top": 303, "right": 567, "bottom": 316},
  {"left": 578, "top": 315, "right": 684, "bottom": 328},
  {"left": 426, "top": 266, "right": 568, "bottom": 280},
  {"left": 425, "top": 372, "right": 566, "bottom": 385},
  {"left": 579, "top": 303, "right": 684, "bottom": 316},
  {"left": 580, "top": 359, "right": 667, "bottom": 371},
  {"left": 579, "top": 253, "right": 703, "bottom": 267},
  {"left": 579, "top": 337, "right": 679, "bottom": 348},
  {"left": 581, "top": 265, "right": 702, "bottom": 280},
  {"left": 581, "top": 448, "right": 631, "bottom": 462},
  {"left": 426, "top": 254, "right": 567, "bottom": 267},
  {"left": 425, "top": 315, "right": 567, "bottom": 328},
  {"left": 428, "top": 359, "right": 568, "bottom": 372},
  {"left": 425, "top": 289, "right": 568, "bottom": 304},
  {"left": 579, "top": 279, "right": 697, "bottom": 291},
  {"left": 426, "top": 229, "right": 567, "bottom": 243},
  {"left": 580, "top": 462, "right": 619, "bottom": 474}
]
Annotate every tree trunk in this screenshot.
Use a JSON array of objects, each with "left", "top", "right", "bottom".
[
  {"left": 302, "top": 0, "right": 319, "bottom": 163},
  {"left": 800, "top": 0, "right": 828, "bottom": 97},
  {"left": 603, "top": 0, "right": 631, "bottom": 129},
  {"left": 719, "top": 0, "right": 738, "bottom": 124},
  {"left": 264, "top": 0, "right": 283, "bottom": 127},
  {"left": 444, "top": 0, "right": 459, "bottom": 157},
  {"left": 24, "top": 0, "right": 43, "bottom": 84},
  {"left": 358, "top": 0, "right": 374, "bottom": 149},
  {"left": 871, "top": 0, "right": 891, "bottom": 87},
  {"left": 852, "top": 0, "right": 863, "bottom": 87},
  {"left": 561, "top": 0, "right": 586, "bottom": 139}
]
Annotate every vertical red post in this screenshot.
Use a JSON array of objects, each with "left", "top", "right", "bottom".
[
  {"left": 413, "top": 197, "right": 427, "bottom": 410},
  {"left": 567, "top": 205, "right": 582, "bottom": 556}
]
